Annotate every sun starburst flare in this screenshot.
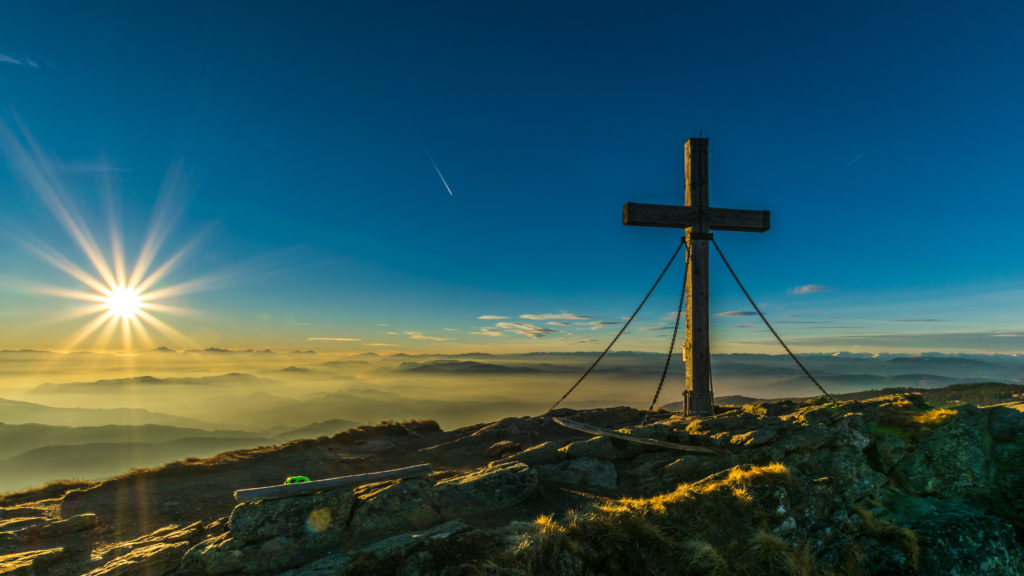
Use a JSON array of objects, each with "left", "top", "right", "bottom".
[{"left": 2, "top": 119, "right": 208, "bottom": 351}]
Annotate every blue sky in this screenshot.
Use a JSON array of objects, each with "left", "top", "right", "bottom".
[{"left": 1, "top": 1, "right": 1023, "bottom": 354}]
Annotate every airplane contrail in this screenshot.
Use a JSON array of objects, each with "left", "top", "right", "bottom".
[{"left": 421, "top": 145, "right": 454, "bottom": 196}]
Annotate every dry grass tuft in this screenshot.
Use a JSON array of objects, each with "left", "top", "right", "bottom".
[
  {"left": 852, "top": 505, "right": 919, "bottom": 571},
  {"left": 680, "top": 539, "right": 727, "bottom": 576},
  {"left": 911, "top": 408, "right": 957, "bottom": 426},
  {"left": 0, "top": 478, "right": 93, "bottom": 506}
]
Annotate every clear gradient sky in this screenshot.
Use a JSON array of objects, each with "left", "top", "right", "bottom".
[{"left": 1, "top": 1, "right": 1023, "bottom": 355}]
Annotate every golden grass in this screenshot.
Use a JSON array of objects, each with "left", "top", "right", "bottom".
[
  {"left": 910, "top": 408, "right": 957, "bottom": 426},
  {"left": 482, "top": 463, "right": 832, "bottom": 576}
]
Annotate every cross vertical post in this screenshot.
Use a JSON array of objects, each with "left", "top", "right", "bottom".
[
  {"left": 683, "top": 138, "right": 713, "bottom": 415},
  {"left": 622, "top": 138, "right": 770, "bottom": 417}
]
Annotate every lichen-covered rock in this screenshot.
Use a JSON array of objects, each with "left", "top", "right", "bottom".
[
  {"left": 358, "top": 520, "right": 466, "bottom": 559},
  {"left": 893, "top": 417, "right": 994, "bottom": 498},
  {"left": 429, "top": 461, "right": 537, "bottom": 519},
  {"left": 560, "top": 436, "right": 619, "bottom": 460},
  {"left": 987, "top": 405, "right": 1024, "bottom": 441},
  {"left": 0, "top": 547, "right": 66, "bottom": 576},
  {"left": 94, "top": 521, "right": 204, "bottom": 565},
  {"left": 228, "top": 489, "right": 354, "bottom": 545},
  {"left": 0, "top": 518, "right": 46, "bottom": 533},
  {"left": 277, "top": 554, "right": 350, "bottom": 576},
  {"left": 486, "top": 440, "right": 521, "bottom": 459},
  {"left": 470, "top": 418, "right": 524, "bottom": 441},
  {"left": 506, "top": 441, "right": 563, "bottom": 466},
  {"left": 537, "top": 457, "right": 617, "bottom": 492},
  {"left": 871, "top": 432, "right": 907, "bottom": 471},
  {"left": 0, "top": 514, "right": 98, "bottom": 555},
  {"left": 86, "top": 541, "right": 191, "bottom": 576},
  {"left": 912, "top": 503, "right": 1024, "bottom": 575},
  {"left": 178, "top": 533, "right": 244, "bottom": 576},
  {"left": 184, "top": 489, "right": 355, "bottom": 575},
  {"left": 349, "top": 479, "right": 440, "bottom": 544},
  {"left": 730, "top": 427, "right": 776, "bottom": 447}
]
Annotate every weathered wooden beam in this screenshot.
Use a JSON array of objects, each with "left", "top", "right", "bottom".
[
  {"left": 623, "top": 203, "right": 768, "bottom": 232},
  {"left": 704, "top": 208, "right": 770, "bottom": 232},
  {"left": 552, "top": 417, "right": 727, "bottom": 456},
  {"left": 234, "top": 463, "right": 433, "bottom": 503},
  {"left": 623, "top": 203, "right": 698, "bottom": 228},
  {"left": 684, "top": 139, "right": 713, "bottom": 416}
]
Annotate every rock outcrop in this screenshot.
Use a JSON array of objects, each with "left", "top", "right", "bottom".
[{"left": 1, "top": 393, "right": 1022, "bottom": 575}]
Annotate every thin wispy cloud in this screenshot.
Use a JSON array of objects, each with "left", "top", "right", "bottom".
[
  {"left": 891, "top": 318, "right": 941, "bottom": 322},
  {"left": 789, "top": 284, "right": 832, "bottom": 295},
  {"left": 520, "top": 312, "right": 590, "bottom": 320},
  {"left": 471, "top": 328, "right": 503, "bottom": 337},
  {"left": 405, "top": 331, "right": 449, "bottom": 341},
  {"left": 715, "top": 310, "right": 755, "bottom": 317},
  {"left": 306, "top": 337, "right": 360, "bottom": 342},
  {"left": 639, "top": 325, "right": 672, "bottom": 331},
  {"left": 443, "top": 328, "right": 458, "bottom": 331},
  {"left": 477, "top": 315, "right": 509, "bottom": 320},
  {"left": 0, "top": 54, "right": 38, "bottom": 68},
  {"left": 385, "top": 331, "right": 399, "bottom": 335},
  {"left": 495, "top": 321, "right": 553, "bottom": 338},
  {"left": 547, "top": 321, "right": 570, "bottom": 326}
]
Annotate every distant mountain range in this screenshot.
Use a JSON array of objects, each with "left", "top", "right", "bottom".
[
  {"left": 0, "top": 397, "right": 213, "bottom": 428},
  {"left": 0, "top": 417, "right": 362, "bottom": 493}
]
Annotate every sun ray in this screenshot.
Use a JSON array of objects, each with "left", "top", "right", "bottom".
[
  {"left": 120, "top": 315, "right": 132, "bottom": 351},
  {"left": 90, "top": 313, "right": 119, "bottom": 352},
  {"left": 137, "top": 302, "right": 193, "bottom": 316},
  {"left": 136, "top": 310, "right": 193, "bottom": 347},
  {"left": 35, "top": 303, "right": 111, "bottom": 326},
  {"left": 130, "top": 315, "right": 154, "bottom": 350},
  {"left": 133, "top": 232, "right": 205, "bottom": 294},
  {"left": 13, "top": 282, "right": 108, "bottom": 304},
  {"left": 62, "top": 313, "right": 115, "bottom": 351},
  {"left": 128, "top": 166, "right": 190, "bottom": 289},
  {"left": 7, "top": 122, "right": 118, "bottom": 288},
  {"left": 22, "top": 240, "right": 112, "bottom": 295},
  {"left": 110, "top": 215, "right": 127, "bottom": 288},
  {"left": 3, "top": 121, "right": 207, "bottom": 352}
]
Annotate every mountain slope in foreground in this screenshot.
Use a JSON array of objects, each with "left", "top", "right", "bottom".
[{"left": 1, "top": 387, "right": 1023, "bottom": 576}]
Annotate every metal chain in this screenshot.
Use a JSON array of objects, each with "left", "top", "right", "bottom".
[
  {"left": 711, "top": 238, "right": 840, "bottom": 406},
  {"left": 643, "top": 240, "right": 689, "bottom": 425},
  {"left": 545, "top": 237, "right": 686, "bottom": 416}
]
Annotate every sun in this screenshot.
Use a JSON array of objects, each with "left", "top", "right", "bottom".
[{"left": 105, "top": 286, "right": 143, "bottom": 319}]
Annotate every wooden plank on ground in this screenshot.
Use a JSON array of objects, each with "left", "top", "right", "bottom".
[
  {"left": 552, "top": 417, "right": 728, "bottom": 456},
  {"left": 234, "top": 463, "right": 433, "bottom": 503}
]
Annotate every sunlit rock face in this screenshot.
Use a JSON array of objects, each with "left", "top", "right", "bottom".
[{"left": 1, "top": 392, "right": 1023, "bottom": 575}]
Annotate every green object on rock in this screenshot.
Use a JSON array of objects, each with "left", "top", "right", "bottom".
[{"left": 285, "top": 476, "right": 310, "bottom": 484}]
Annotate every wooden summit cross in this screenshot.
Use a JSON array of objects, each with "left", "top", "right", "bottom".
[{"left": 623, "top": 138, "right": 770, "bottom": 416}]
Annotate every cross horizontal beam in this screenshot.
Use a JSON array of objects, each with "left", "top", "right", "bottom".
[{"left": 623, "top": 202, "right": 770, "bottom": 232}]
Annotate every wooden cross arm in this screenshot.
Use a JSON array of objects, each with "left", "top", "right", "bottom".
[{"left": 623, "top": 203, "right": 770, "bottom": 232}]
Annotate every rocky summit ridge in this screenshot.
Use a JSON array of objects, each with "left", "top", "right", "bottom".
[{"left": 1, "top": 389, "right": 1023, "bottom": 576}]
